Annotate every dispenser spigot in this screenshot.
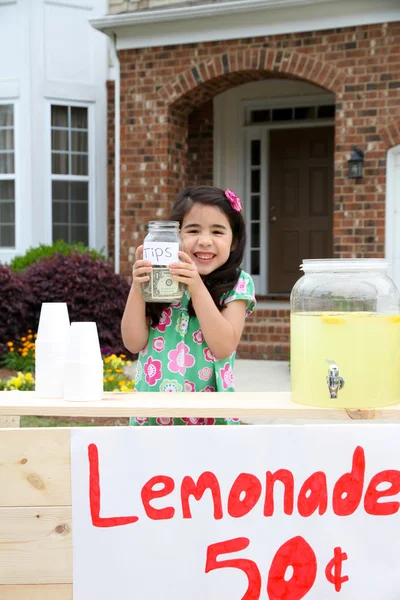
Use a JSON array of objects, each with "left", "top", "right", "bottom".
[{"left": 326, "top": 360, "right": 345, "bottom": 399}]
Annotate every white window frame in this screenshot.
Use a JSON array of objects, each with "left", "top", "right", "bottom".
[
  {"left": 0, "top": 100, "right": 17, "bottom": 253},
  {"left": 242, "top": 95, "right": 335, "bottom": 295},
  {"left": 46, "top": 100, "right": 95, "bottom": 247}
]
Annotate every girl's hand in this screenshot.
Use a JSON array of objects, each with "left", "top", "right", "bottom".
[
  {"left": 132, "top": 245, "right": 152, "bottom": 292},
  {"left": 170, "top": 251, "right": 204, "bottom": 295}
]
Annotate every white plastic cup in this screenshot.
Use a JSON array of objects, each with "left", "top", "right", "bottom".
[
  {"left": 37, "top": 302, "right": 70, "bottom": 342},
  {"left": 63, "top": 360, "right": 104, "bottom": 402},
  {"left": 66, "top": 322, "right": 102, "bottom": 363},
  {"left": 34, "top": 302, "right": 70, "bottom": 398}
]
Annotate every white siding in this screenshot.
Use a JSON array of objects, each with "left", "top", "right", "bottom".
[{"left": 0, "top": 0, "right": 109, "bottom": 263}]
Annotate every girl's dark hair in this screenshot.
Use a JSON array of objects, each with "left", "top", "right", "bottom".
[{"left": 146, "top": 185, "right": 247, "bottom": 325}]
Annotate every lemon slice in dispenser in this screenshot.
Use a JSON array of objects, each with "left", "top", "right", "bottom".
[{"left": 321, "top": 314, "right": 345, "bottom": 325}]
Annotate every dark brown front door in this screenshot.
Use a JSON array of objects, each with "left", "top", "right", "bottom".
[{"left": 268, "top": 126, "right": 334, "bottom": 294}]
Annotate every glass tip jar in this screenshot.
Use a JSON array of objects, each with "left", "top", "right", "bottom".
[
  {"left": 142, "top": 221, "right": 184, "bottom": 303},
  {"left": 290, "top": 259, "right": 400, "bottom": 409}
]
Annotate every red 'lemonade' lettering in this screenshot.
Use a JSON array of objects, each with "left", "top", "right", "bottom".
[
  {"left": 87, "top": 443, "right": 400, "bottom": 528},
  {"left": 181, "top": 472, "right": 223, "bottom": 519},
  {"left": 141, "top": 475, "right": 175, "bottom": 520}
]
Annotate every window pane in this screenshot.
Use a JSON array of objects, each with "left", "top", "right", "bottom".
[
  {"left": 71, "top": 225, "right": 88, "bottom": 245},
  {"left": 0, "top": 225, "right": 14, "bottom": 247},
  {"left": 71, "top": 202, "right": 88, "bottom": 224},
  {"left": 251, "top": 169, "right": 260, "bottom": 194},
  {"left": 0, "top": 180, "right": 15, "bottom": 200},
  {"left": 272, "top": 108, "right": 292, "bottom": 121},
  {"left": 71, "top": 181, "right": 88, "bottom": 201},
  {"left": 0, "top": 129, "right": 14, "bottom": 150},
  {"left": 52, "top": 153, "right": 69, "bottom": 175},
  {"left": 251, "top": 250, "right": 260, "bottom": 275},
  {"left": 53, "top": 224, "right": 69, "bottom": 242},
  {"left": 251, "top": 222, "right": 260, "bottom": 248},
  {"left": 0, "top": 105, "right": 13, "bottom": 127},
  {"left": 52, "top": 201, "right": 69, "bottom": 223},
  {"left": 251, "top": 110, "right": 270, "bottom": 124},
  {"left": 71, "top": 154, "right": 88, "bottom": 176},
  {"left": 294, "top": 106, "right": 314, "bottom": 120},
  {"left": 52, "top": 181, "right": 89, "bottom": 244},
  {"left": 251, "top": 140, "right": 260, "bottom": 166},
  {"left": 71, "top": 107, "right": 88, "bottom": 129},
  {"left": 317, "top": 105, "right": 335, "bottom": 119},
  {"left": 52, "top": 129, "right": 69, "bottom": 152},
  {"left": 52, "top": 181, "right": 68, "bottom": 201},
  {"left": 71, "top": 131, "right": 88, "bottom": 152},
  {"left": 52, "top": 105, "right": 68, "bottom": 128},
  {"left": 0, "top": 153, "right": 14, "bottom": 174},
  {"left": 0, "top": 201, "right": 15, "bottom": 223},
  {"left": 251, "top": 196, "right": 260, "bottom": 220}
]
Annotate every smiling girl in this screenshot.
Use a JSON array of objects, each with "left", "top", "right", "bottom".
[{"left": 121, "top": 185, "right": 256, "bottom": 426}]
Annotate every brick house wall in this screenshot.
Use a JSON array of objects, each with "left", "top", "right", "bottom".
[{"left": 108, "top": 21, "right": 400, "bottom": 358}]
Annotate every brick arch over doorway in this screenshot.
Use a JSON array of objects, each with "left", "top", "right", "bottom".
[
  {"left": 159, "top": 52, "right": 345, "bottom": 209},
  {"left": 157, "top": 49, "right": 346, "bottom": 111},
  {"left": 379, "top": 120, "right": 400, "bottom": 151}
]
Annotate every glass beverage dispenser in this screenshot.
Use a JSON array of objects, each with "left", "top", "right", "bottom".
[{"left": 290, "top": 259, "right": 400, "bottom": 408}]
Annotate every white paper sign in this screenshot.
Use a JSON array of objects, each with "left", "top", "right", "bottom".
[
  {"left": 143, "top": 242, "right": 179, "bottom": 265},
  {"left": 71, "top": 425, "right": 400, "bottom": 600}
]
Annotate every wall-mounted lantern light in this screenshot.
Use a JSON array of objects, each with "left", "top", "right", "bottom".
[{"left": 348, "top": 146, "right": 364, "bottom": 180}]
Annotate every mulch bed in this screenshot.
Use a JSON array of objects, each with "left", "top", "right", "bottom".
[{"left": 0, "top": 367, "right": 129, "bottom": 426}]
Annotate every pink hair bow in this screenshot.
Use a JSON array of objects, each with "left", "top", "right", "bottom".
[{"left": 225, "top": 189, "right": 242, "bottom": 212}]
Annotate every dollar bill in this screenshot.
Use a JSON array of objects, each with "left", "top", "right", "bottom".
[{"left": 151, "top": 267, "right": 182, "bottom": 300}]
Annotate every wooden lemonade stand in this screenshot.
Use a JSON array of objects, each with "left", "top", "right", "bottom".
[{"left": 1, "top": 390, "right": 400, "bottom": 599}]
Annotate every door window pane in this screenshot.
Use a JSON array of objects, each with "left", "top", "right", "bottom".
[
  {"left": 0, "top": 105, "right": 13, "bottom": 127},
  {"left": 251, "top": 140, "right": 260, "bottom": 166},
  {"left": 251, "top": 250, "right": 260, "bottom": 275}
]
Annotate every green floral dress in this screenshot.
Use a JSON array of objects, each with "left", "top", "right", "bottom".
[{"left": 130, "top": 270, "right": 256, "bottom": 426}]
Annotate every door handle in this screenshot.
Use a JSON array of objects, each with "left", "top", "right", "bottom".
[{"left": 269, "top": 216, "right": 277, "bottom": 222}]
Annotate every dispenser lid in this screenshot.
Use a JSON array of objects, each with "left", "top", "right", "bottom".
[{"left": 300, "top": 258, "right": 389, "bottom": 273}]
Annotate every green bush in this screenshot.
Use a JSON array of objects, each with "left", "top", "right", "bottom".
[{"left": 10, "top": 240, "right": 106, "bottom": 273}]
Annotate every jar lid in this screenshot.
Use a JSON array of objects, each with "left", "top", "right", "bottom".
[{"left": 300, "top": 258, "right": 389, "bottom": 273}]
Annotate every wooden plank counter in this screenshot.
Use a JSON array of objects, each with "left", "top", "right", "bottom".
[
  {"left": 1, "top": 390, "right": 400, "bottom": 420},
  {"left": 1, "top": 391, "right": 400, "bottom": 599}
]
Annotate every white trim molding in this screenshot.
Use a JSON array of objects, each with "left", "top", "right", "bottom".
[
  {"left": 90, "top": 0, "right": 400, "bottom": 50},
  {"left": 385, "top": 144, "right": 400, "bottom": 290}
]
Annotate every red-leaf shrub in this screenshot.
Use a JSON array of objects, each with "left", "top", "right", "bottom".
[
  {"left": 22, "top": 253, "right": 131, "bottom": 355},
  {"left": 0, "top": 265, "right": 31, "bottom": 356}
]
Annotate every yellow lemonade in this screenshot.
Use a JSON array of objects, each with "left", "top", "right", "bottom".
[{"left": 291, "top": 312, "right": 400, "bottom": 408}]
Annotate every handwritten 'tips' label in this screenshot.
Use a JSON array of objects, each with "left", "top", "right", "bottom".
[{"left": 143, "top": 242, "right": 179, "bottom": 265}]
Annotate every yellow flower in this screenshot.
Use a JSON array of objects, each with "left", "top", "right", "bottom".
[
  {"left": 120, "top": 354, "right": 126, "bottom": 359},
  {"left": 116, "top": 369, "right": 123, "bottom": 373},
  {"left": 7, "top": 341, "right": 13, "bottom": 347},
  {"left": 27, "top": 334, "right": 33, "bottom": 340},
  {"left": 25, "top": 373, "right": 33, "bottom": 381},
  {"left": 104, "top": 356, "right": 111, "bottom": 364},
  {"left": 21, "top": 337, "right": 26, "bottom": 342},
  {"left": 108, "top": 375, "right": 114, "bottom": 381},
  {"left": 118, "top": 380, "right": 126, "bottom": 387},
  {"left": 34, "top": 333, "right": 38, "bottom": 339},
  {"left": 9, "top": 349, "right": 14, "bottom": 353}
]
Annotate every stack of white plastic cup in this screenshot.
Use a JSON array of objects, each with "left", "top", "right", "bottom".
[
  {"left": 63, "top": 322, "right": 104, "bottom": 402},
  {"left": 35, "top": 302, "right": 70, "bottom": 398}
]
